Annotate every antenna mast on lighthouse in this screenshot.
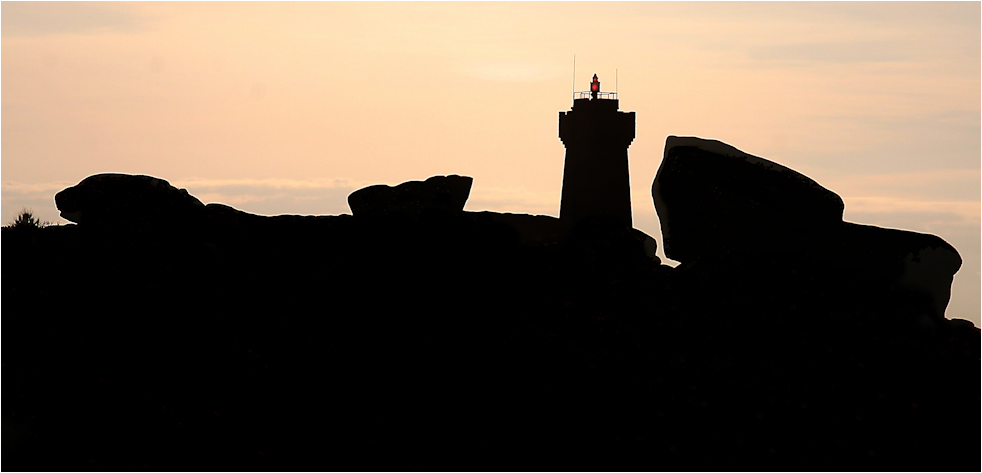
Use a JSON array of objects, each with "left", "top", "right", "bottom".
[
  {"left": 558, "top": 72, "right": 636, "bottom": 228},
  {"left": 572, "top": 54, "right": 576, "bottom": 96}
]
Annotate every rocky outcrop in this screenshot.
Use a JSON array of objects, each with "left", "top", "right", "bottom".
[
  {"left": 652, "top": 135, "right": 962, "bottom": 323},
  {"left": 4, "top": 168, "right": 976, "bottom": 472},
  {"left": 54, "top": 173, "right": 205, "bottom": 228},
  {"left": 347, "top": 174, "right": 473, "bottom": 219}
]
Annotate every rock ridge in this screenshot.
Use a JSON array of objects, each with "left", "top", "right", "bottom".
[{"left": 2, "top": 149, "right": 976, "bottom": 471}]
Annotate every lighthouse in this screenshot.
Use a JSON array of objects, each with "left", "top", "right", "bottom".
[{"left": 559, "top": 74, "right": 636, "bottom": 228}]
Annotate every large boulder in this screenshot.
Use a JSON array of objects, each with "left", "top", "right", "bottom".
[
  {"left": 652, "top": 135, "right": 962, "bottom": 322},
  {"left": 55, "top": 173, "right": 205, "bottom": 228},
  {"left": 347, "top": 175, "right": 473, "bottom": 219},
  {"left": 652, "top": 136, "right": 844, "bottom": 262}
]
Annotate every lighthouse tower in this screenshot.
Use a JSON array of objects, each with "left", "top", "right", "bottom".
[{"left": 559, "top": 74, "right": 636, "bottom": 228}]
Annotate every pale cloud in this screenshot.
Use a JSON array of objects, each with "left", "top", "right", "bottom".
[
  {"left": 171, "top": 177, "right": 366, "bottom": 193},
  {"left": 1, "top": 180, "right": 77, "bottom": 225},
  {"left": 831, "top": 169, "right": 981, "bottom": 205},
  {"left": 171, "top": 177, "right": 368, "bottom": 216},
  {"left": 749, "top": 41, "right": 913, "bottom": 65},
  {"left": 843, "top": 198, "right": 980, "bottom": 230},
  {"left": 465, "top": 186, "right": 559, "bottom": 216},
  {"left": 2, "top": 180, "right": 77, "bottom": 196},
  {"left": 0, "top": 2, "right": 149, "bottom": 38}
]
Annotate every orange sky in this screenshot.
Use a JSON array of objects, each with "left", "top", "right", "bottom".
[{"left": 2, "top": 2, "right": 979, "bottom": 324}]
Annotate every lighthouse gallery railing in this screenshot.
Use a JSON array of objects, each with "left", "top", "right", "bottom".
[{"left": 574, "top": 91, "right": 618, "bottom": 100}]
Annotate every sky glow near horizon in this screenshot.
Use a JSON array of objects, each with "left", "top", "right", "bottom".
[{"left": 2, "top": 2, "right": 979, "bottom": 325}]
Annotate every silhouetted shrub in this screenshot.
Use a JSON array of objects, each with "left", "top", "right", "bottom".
[{"left": 4, "top": 208, "right": 51, "bottom": 229}]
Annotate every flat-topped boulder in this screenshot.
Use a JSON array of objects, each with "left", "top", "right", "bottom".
[
  {"left": 347, "top": 175, "right": 473, "bottom": 220},
  {"left": 836, "top": 222, "right": 962, "bottom": 322}
]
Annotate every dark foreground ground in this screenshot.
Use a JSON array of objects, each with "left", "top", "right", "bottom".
[{"left": 3, "top": 210, "right": 979, "bottom": 471}]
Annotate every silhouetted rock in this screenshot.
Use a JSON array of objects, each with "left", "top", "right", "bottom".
[
  {"left": 652, "top": 135, "right": 961, "bottom": 324},
  {"left": 347, "top": 174, "right": 473, "bottom": 219},
  {"left": 652, "top": 136, "right": 843, "bottom": 262},
  {"left": 54, "top": 173, "right": 204, "bottom": 228},
  {"left": 836, "top": 222, "right": 962, "bottom": 323}
]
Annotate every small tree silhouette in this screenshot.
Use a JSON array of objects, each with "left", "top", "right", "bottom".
[{"left": 5, "top": 209, "right": 51, "bottom": 229}]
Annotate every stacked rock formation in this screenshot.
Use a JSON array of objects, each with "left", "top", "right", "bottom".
[{"left": 653, "top": 135, "right": 963, "bottom": 326}]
